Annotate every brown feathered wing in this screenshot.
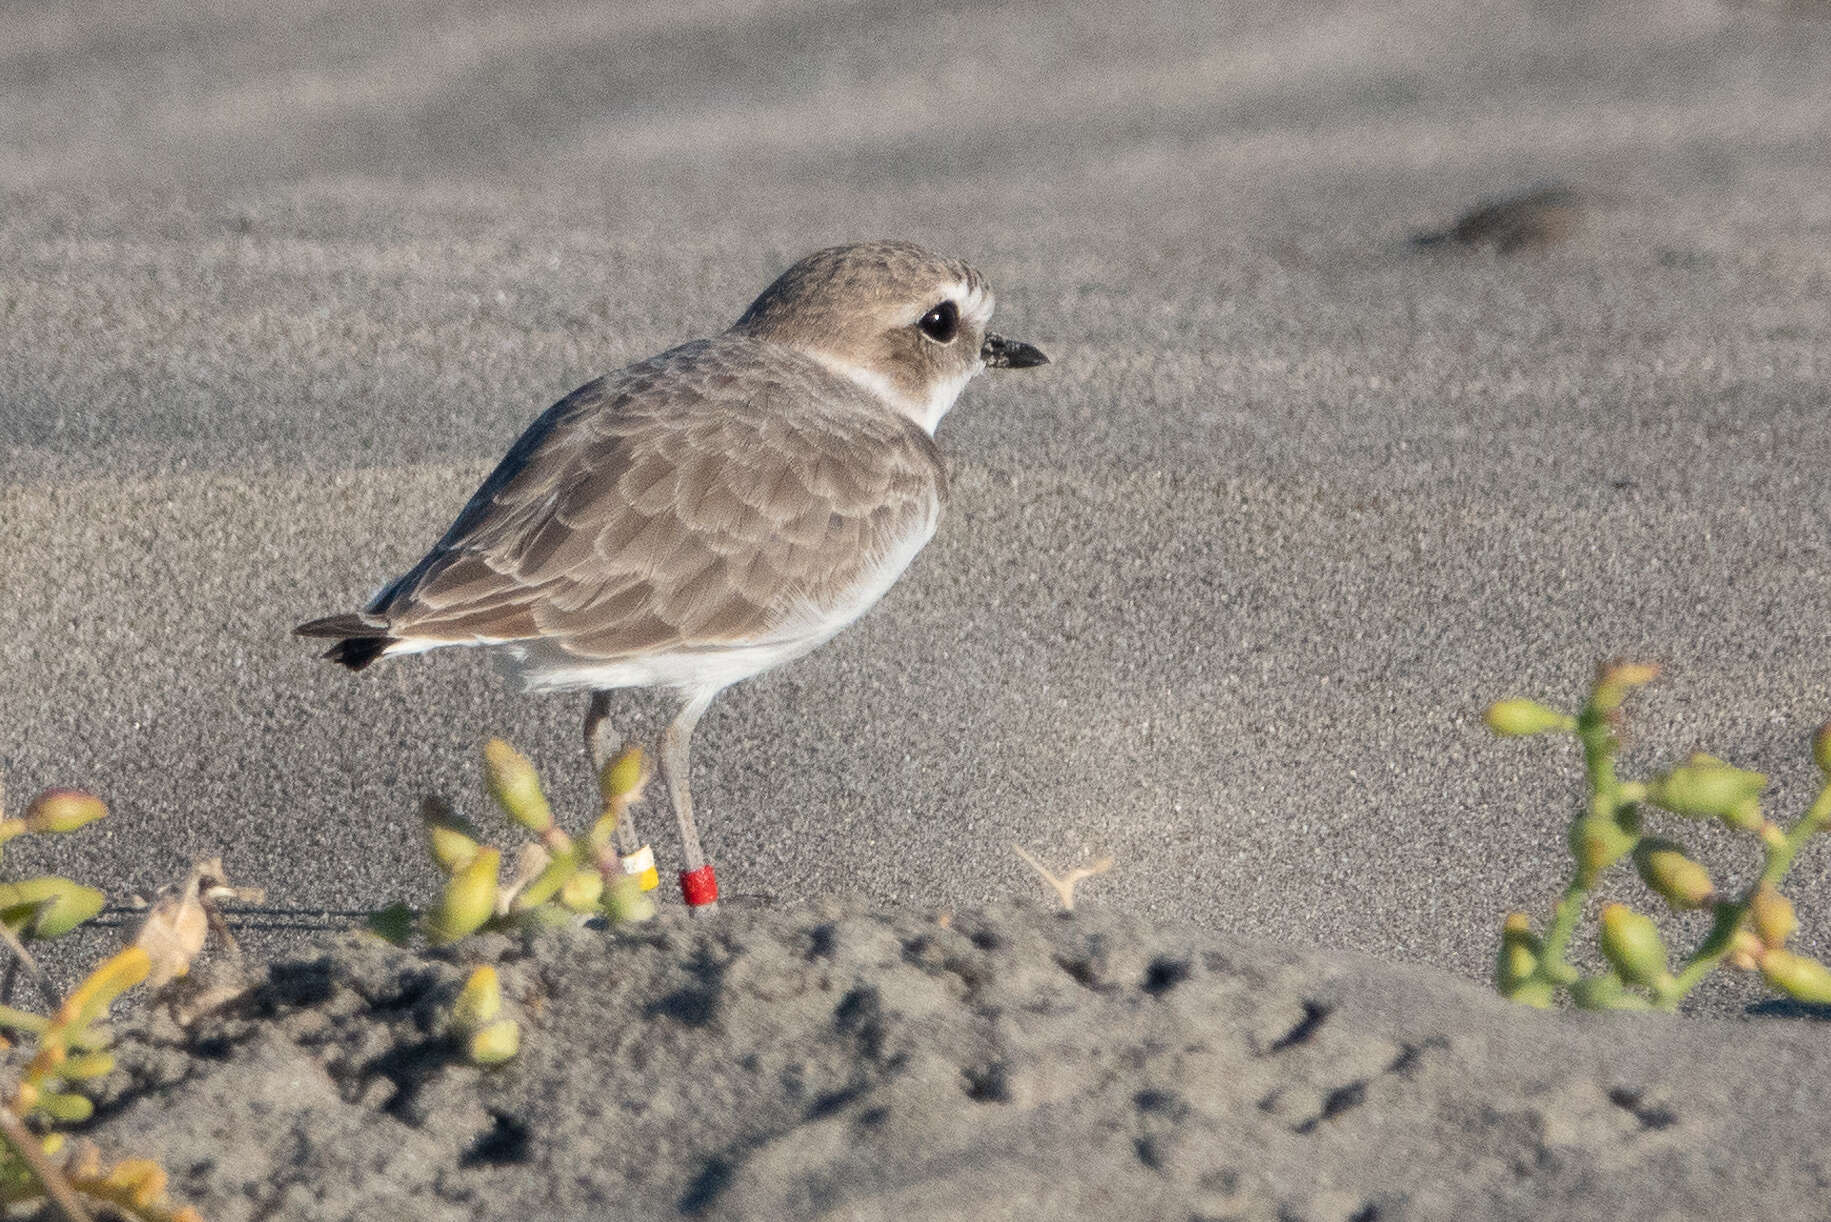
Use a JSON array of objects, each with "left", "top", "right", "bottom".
[{"left": 316, "top": 338, "right": 946, "bottom": 675}]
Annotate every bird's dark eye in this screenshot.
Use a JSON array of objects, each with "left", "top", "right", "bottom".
[{"left": 917, "top": 300, "right": 958, "bottom": 343}]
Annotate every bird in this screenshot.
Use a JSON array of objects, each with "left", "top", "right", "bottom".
[
  {"left": 1410, "top": 183, "right": 1586, "bottom": 253},
  {"left": 296, "top": 240, "right": 1048, "bottom": 913}
]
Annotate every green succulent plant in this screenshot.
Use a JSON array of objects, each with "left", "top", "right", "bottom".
[
  {"left": 0, "top": 786, "right": 204, "bottom": 1221},
  {"left": 1486, "top": 661, "right": 1831, "bottom": 1011},
  {"left": 371, "top": 738, "right": 658, "bottom": 949}
]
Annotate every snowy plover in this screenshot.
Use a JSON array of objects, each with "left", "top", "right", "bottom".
[{"left": 297, "top": 240, "right": 1048, "bottom": 912}]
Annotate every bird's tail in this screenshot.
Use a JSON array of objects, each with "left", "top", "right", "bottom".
[{"left": 294, "top": 613, "right": 397, "bottom": 671}]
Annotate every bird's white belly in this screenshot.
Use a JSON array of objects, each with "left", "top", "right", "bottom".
[{"left": 502, "top": 630, "right": 836, "bottom": 695}]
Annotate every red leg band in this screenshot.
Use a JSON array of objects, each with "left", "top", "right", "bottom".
[{"left": 680, "top": 864, "right": 718, "bottom": 907}]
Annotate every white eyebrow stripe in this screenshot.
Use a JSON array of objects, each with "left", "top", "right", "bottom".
[{"left": 954, "top": 278, "right": 993, "bottom": 324}]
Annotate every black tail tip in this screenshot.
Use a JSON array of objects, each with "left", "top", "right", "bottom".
[
  {"left": 295, "top": 613, "right": 394, "bottom": 671},
  {"left": 324, "top": 636, "right": 391, "bottom": 671}
]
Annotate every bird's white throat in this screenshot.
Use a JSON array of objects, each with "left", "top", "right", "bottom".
[{"left": 808, "top": 353, "right": 979, "bottom": 435}]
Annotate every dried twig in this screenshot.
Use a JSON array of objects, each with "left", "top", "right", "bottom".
[
  {"left": 1012, "top": 844, "right": 1113, "bottom": 912},
  {"left": 0, "top": 1102, "right": 94, "bottom": 1222},
  {"left": 0, "top": 918, "right": 56, "bottom": 1008}
]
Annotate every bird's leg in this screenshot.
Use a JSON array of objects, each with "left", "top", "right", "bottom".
[
  {"left": 660, "top": 688, "right": 720, "bottom": 914},
  {"left": 583, "top": 691, "right": 644, "bottom": 858}
]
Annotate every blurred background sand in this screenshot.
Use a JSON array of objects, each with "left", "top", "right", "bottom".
[{"left": 3, "top": 0, "right": 1830, "bottom": 1014}]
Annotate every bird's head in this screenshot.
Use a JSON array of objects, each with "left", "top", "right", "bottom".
[{"left": 731, "top": 239, "right": 1047, "bottom": 433}]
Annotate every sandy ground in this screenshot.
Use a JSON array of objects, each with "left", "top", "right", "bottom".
[
  {"left": 87, "top": 905, "right": 1831, "bottom": 1220},
  {"left": 4, "top": 0, "right": 1831, "bottom": 1213}
]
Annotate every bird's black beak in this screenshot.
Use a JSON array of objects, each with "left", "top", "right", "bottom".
[{"left": 981, "top": 332, "right": 1050, "bottom": 369}]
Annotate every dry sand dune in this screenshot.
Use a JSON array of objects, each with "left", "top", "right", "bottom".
[
  {"left": 89, "top": 905, "right": 1831, "bottom": 1221},
  {"left": 5, "top": 0, "right": 1831, "bottom": 1216}
]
